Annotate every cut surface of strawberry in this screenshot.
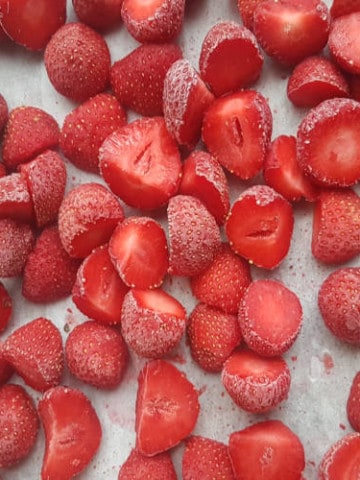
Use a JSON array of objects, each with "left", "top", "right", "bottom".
[
  {"left": 118, "top": 448, "right": 177, "bottom": 480},
  {"left": 328, "top": 12, "right": 360, "bottom": 74},
  {"left": 318, "top": 433, "right": 360, "bottom": 479},
  {"left": 347, "top": 371, "right": 360, "bottom": 432},
  {"left": 0, "top": 172, "right": 35, "bottom": 223}
]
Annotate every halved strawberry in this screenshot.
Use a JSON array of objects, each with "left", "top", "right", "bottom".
[
  {"left": 0, "top": 282, "right": 12, "bottom": 333},
  {"left": 135, "top": 359, "right": 200, "bottom": 456},
  {"left": 0, "top": 93, "right": 8, "bottom": 133},
  {"left": 318, "top": 433, "right": 360, "bottom": 479},
  {"left": 330, "top": 0, "right": 360, "bottom": 18},
  {"left": 118, "top": 448, "right": 177, "bottom": 479},
  {"left": 0, "top": 219, "right": 35, "bottom": 277},
  {"left": 0, "top": 172, "right": 35, "bottom": 223},
  {"left": 328, "top": 12, "right": 360, "bottom": 74},
  {"left": 72, "top": 0, "right": 123, "bottom": 31},
  {"left": 347, "top": 371, "right": 360, "bottom": 432}
]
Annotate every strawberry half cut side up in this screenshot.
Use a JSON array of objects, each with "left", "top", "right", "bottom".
[{"left": 318, "top": 432, "right": 360, "bottom": 479}]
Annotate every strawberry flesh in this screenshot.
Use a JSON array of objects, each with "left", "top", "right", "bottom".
[{"left": 318, "top": 433, "right": 360, "bottom": 479}]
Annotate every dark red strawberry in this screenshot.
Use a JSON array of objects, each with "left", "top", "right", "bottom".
[
  {"left": 0, "top": 282, "right": 12, "bottom": 333},
  {"left": 347, "top": 371, "right": 360, "bottom": 432},
  {"left": 330, "top": 0, "right": 360, "bottom": 18},
  {"left": 72, "top": 0, "right": 123, "bottom": 31},
  {"left": 0, "top": 163, "right": 6, "bottom": 177},
  {"left": 318, "top": 433, "right": 360, "bottom": 479},
  {"left": 0, "top": 93, "right": 8, "bottom": 133},
  {"left": 328, "top": 12, "right": 360, "bottom": 74},
  {"left": 0, "top": 219, "right": 35, "bottom": 277},
  {"left": 0, "top": 351, "right": 13, "bottom": 385},
  {"left": 0, "top": 172, "right": 35, "bottom": 223},
  {"left": 118, "top": 449, "right": 177, "bottom": 480}
]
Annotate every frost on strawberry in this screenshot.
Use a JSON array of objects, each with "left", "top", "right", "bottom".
[
  {"left": 118, "top": 448, "right": 177, "bottom": 480},
  {"left": 318, "top": 432, "right": 360, "bottom": 479},
  {"left": 0, "top": 219, "right": 35, "bottom": 277},
  {"left": 328, "top": 12, "right": 360, "bottom": 74},
  {"left": 347, "top": 371, "right": 360, "bottom": 432},
  {"left": 0, "top": 173, "right": 35, "bottom": 223}
]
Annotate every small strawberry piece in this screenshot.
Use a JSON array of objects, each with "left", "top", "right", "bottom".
[
  {"left": 163, "top": 58, "right": 215, "bottom": 149},
  {"left": 0, "top": 219, "right": 35, "bottom": 277},
  {"left": 0, "top": 93, "right": 8, "bottom": 133},
  {"left": 237, "top": 0, "right": 267, "bottom": 30},
  {"left": 221, "top": 348, "right": 291, "bottom": 413},
  {"left": 182, "top": 435, "right": 235, "bottom": 480},
  {"left": 72, "top": 244, "right": 129, "bottom": 325},
  {"left": 72, "top": 0, "right": 123, "bottom": 31},
  {"left": 44, "top": 22, "right": 111, "bottom": 102},
  {"left": 328, "top": 12, "right": 360, "bottom": 74},
  {"left": 1, "top": 106, "right": 59, "bottom": 170},
  {"left": 187, "top": 303, "right": 242, "bottom": 373},
  {"left": 121, "top": 288, "right": 187, "bottom": 358},
  {"left": 167, "top": 194, "right": 221, "bottom": 277},
  {"left": 347, "top": 371, "right": 360, "bottom": 432},
  {"left": 39, "top": 385, "right": 102, "bottom": 479},
  {"left": 311, "top": 189, "right": 360, "bottom": 264},
  {"left": 135, "top": 359, "right": 200, "bottom": 456},
  {"left": 0, "top": 281, "right": 12, "bottom": 333},
  {"left": 0, "top": 172, "right": 35, "bottom": 223},
  {"left": 330, "top": 0, "right": 360, "bottom": 18},
  {"left": 0, "top": 384, "right": 39, "bottom": 468},
  {"left": 318, "top": 432, "right": 360, "bottom": 479},
  {"left": 202, "top": 90, "right": 272, "bottom": 180},
  {"left": 318, "top": 267, "right": 360, "bottom": 345},
  {"left": 121, "top": 0, "right": 185, "bottom": 43},
  {"left": 60, "top": 93, "right": 127, "bottom": 173},
  {"left": 225, "top": 185, "right": 294, "bottom": 269},
  {"left": 110, "top": 43, "right": 182, "bottom": 117},
  {"left": 99, "top": 117, "right": 182, "bottom": 210},
  {"left": 118, "top": 448, "right": 177, "bottom": 480},
  {"left": 0, "top": 351, "right": 13, "bottom": 385},
  {"left": 109, "top": 216, "right": 169, "bottom": 289},
  {"left": 58, "top": 182, "right": 124, "bottom": 259},
  {"left": 65, "top": 320, "right": 128, "bottom": 389},
  {"left": 229, "top": 420, "right": 305, "bottom": 480}
]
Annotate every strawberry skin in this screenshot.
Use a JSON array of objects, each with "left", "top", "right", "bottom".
[
  {"left": 237, "top": 0, "right": 266, "bottom": 30},
  {"left": 330, "top": 0, "right": 360, "bottom": 18},
  {"left": 318, "top": 432, "right": 360, "bottom": 479},
  {"left": 72, "top": 0, "right": 123, "bottom": 31},
  {"left": 0, "top": 93, "right": 8, "bottom": 133},
  {"left": 0, "top": 282, "right": 12, "bottom": 333},
  {"left": 0, "top": 352, "right": 13, "bottom": 385},
  {"left": 0, "top": 219, "right": 35, "bottom": 277},
  {"left": 118, "top": 449, "right": 177, "bottom": 480},
  {"left": 347, "top": 371, "right": 360, "bottom": 432},
  {"left": 0, "top": 172, "right": 35, "bottom": 223},
  {"left": 328, "top": 12, "right": 360, "bottom": 74}
]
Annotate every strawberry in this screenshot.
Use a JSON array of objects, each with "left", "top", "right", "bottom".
[
  {"left": 318, "top": 267, "right": 360, "bottom": 345},
  {"left": 253, "top": 0, "right": 330, "bottom": 66},
  {"left": 44, "top": 22, "right": 111, "bottom": 102},
  {"left": 311, "top": 189, "right": 360, "bottom": 264},
  {"left": 72, "top": 0, "right": 123, "bottom": 31},
  {"left": 221, "top": 348, "right": 291, "bottom": 413},
  {"left": 163, "top": 58, "right": 215, "bottom": 149},
  {"left": 38, "top": 385, "right": 102, "bottom": 479},
  {"left": 0, "top": 282, "right": 12, "bottom": 333},
  {"left": 1, "top": 105, "right": 59, "bottom": 170},
  {"left": 167, "top": 194, "right": 221, "bottom": 277},
  {"left": 225, "top": 185, "right": 294, "bottom": 270},
  {"left": 187, "top": 303, "right": 242, "bottom": 372},
  {"left": 121, "top": 288, "right": 187, "bottom": 358},
  {"left": 121, "top": 0, "right": 186, "bottom": 43},
  {"left": 109, "top": 216, "right": 169, "bottom": 289},
  {"left": 199, "top": 21, "right": 263, "bottom": 97},
  {"left": 118, "top": 449, "right": 177, "bottom": 480},
  {"left": 99, "top": 116, "right": 182, "bottom": 210},
  {"left": 58, "top": 182, "right": 124, "bottom": 259},
  {"left": 229, "top": 420, "right": 305, "bottom": 480},
  {"left": 0, "top": 0, "right": 66, "bottom": 50},
  {"left": 201, "top": 90, "right": 272, "bottom": 180},
  {"left": 0, "top": 172, "right": 35, "bottom": 223},
  {"left": 0, "top": 93, "right": 8, "bottom": 133},
  {"left": 347, "top": 371, "right": 360, "bottom": 432},
  {"left": 0, "top": 384, "right": 39, "bottom": 468},
  {"left": 182, "top": 435, "right": 235, "bottom": 480},
  {"left": 110, "top": 43, "right": 183, "bottom": 117},
  {"left": 2, "top": 317, "right": 64, "bottom": 392},
  {"left": 237, "top": 0, "right": 267, "bottom": 30},
  {"left": 330, "top": 0, "right": 360, "bottom": 18},
  {"left": 0, "top": 219, "right": 35, "bottom": 277},
  {"left": 0, "top": 163, "right": 6, "bottom": 177},
  {"left": 135, "top": 359, "right": 200, "bottom": 456},
  {"left": 318, "top": 432, "right": 360, "bottom": 479},
  {"left": 60, "top": 93, "right": 127, "bottom": 174},
  {"left": 0, "top": 351, "right": 13, "bottom": 385},
  {"left": 328, "top": 12, "right": 360, "bottom": 74}
]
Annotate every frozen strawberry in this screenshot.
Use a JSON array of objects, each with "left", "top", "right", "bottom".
[
  {"left": 167, "top": 194, "right": 221, "bottom": 277},
  {"left": 44, "top": 22, "right": 111, "bottom": 102},
  {"left": 237, "top": 0, "right": 266, "bottom": 30},
  {"left": 118, "top": 448, "right": 177, "bottom": 480},
  {"left": 109, "top": 216, "right": 169, "bottom": 289},
  {"left": 348, "top": 73, "right": 360, "bottom": 101},
  {"left": 99, "top": 117, "right": 182, "bottom": 210},
  {"left": 163, "top": 59, "right": 215, "bottom": 149},
  {"left": 58, "top": 182, "right": 124, "bottom": 259},
  {"left": 229, "top": 420, "right": 305, "bottom": 480},
  {"left": 328, "top": 12, "right": 360, "bottom": 74},
  {"left": 72, "top": 244, "right": 129, "bottom": 325},
  {"left": 253, "top": 0, "right": 330, "bottom": 66},
  {"left": 225, "top": 185, "right": 294, "bottom": 269},
  {"left": 199, "top": 21, "right": 263, "bottom": 97},
  {"left": 0, "top": 93, "right": 8, "bottom": 133},
  {"left": 0, "top": 282, "right": 12, "bottom": 333},
  {"left": 330, "top": 0, "right": 360, "bottom": 18},
  {"left": 135, "top": 359, "right": 200, "bottom": 456},
  {"left": 0, "top": 0, "right": 66, "bottom": 50},
  {"left": 1, "top": 106, "right": 59, "bottom": 170},
  {"left": 347, "top": 371, "right": 360, "bottom": 432},
  {"left": 318, "top": 432, "right": 360, "bottom": 479},
  {"left": 187, "top": 303, "right": 242, "bottom": 373},
  {"left": 2, "top": 317, "right": 64, "bottom": 392},
  {"left": 121, "top": 0, "right": 185, "bottom": 43},
  {"left": 0, "top": 219, "right": 35, "bottom": 277},
  {"left": 191, "top": 243, "right": 252, "bottom": 314},
  {"left": 318, "top": 267, "right": 360, "bottom": 345},
  {"left": 60, "top": 93, "right": 127, "bottom": 173},
  {"left": 221, "top": 348, "right": 291, "bottom": 413},
  {"left": 0, "top": 384, "right": 39, "bottom": 468},
  {"left": 0, "top": 163, "right": 6, "bottom": 177},
  {"left": 65, "top": 320, "right": 128, "bottom": 389},
  {"left": 0, "top": 352, "right": 13, "bottom": 385},
  {"left": 311, "top": 189, "right": 360, "bottom": 264},
  {"left": 0, "top": 172, "right": 35, "bottom": 223},
  {"left": 110, "top": 43, "right": 182, "bottom": 117},
  {"left": 72, "top": 0, "right": 123, "bottom": 31},
  {"left": 121, "top": 288, "right": 187, "bottom": 358},
  {"left": 202, "top": 90, "right": 272, "bottom": 180},
  {"left": 39, "top": 385, "right": 102, "bottom": 479}
]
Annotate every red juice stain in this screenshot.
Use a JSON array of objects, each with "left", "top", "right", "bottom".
[
  {"left": 322, "top": 352, "right": 334, "bottom": 375},
  {"left": 291, "top": 355, "right": 298, "bottom": 362},
  {"left": 339, "top": 423, "right": 346, "bottom": 430},
  {"left": 198, "top": 385, "right": 207, "bottom": 396}
]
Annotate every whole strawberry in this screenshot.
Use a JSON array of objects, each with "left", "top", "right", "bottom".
[{"left": 72, "top": 0, "right": 123, "bottom": 31}]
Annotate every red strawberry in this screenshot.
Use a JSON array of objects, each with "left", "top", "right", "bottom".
[
  {"left": 121, "top": 288, "right": 187, "bottom": 358},
  {"left": 0, "top": 351, "right": 13, "bottom": 385},
  {"left": 99, "top": 116, "right": 182, "bottom": 210},
  {"left": 328, "top": 12, "right": 360, "bottom": 74},
  {"left": 0, "top": 172, "right": 35, "bottom": 223},
  {"left": 1, "top": 106, "right": 59, "bottom": 170},
  {"left": 221, "top": 348, "right": 291, "bottom": 413},
  {"left": 330, "top": 0, "right": 360, "bottom": 18},
  {"left": 225, "top": 185, "right": 294, "bottom": 270},
  {"left": 237, "top": 0, "right": 267, "bottom": 30},
  {"left": 2, "top": 317, "right": 64, "bottom": 392},
  {"left": 0, "top": 282, "right": 12, "bottom": 333},
  {"left": 199, "top": 21, "right": 263, "bottom": 97},
  {"left": 65, "top": 320, "right": 128, "bottom": 389},
  {"left": 135, "top": 359, "right": 200, "bottom": 456},
  {"left": 110, "top": 43, "right": 183, "bottom": 117},
  {"left": 347, "top": 371, "right": 360, "bottom": 432},
  {"left": 109, "top": 216, "right": 169, "bottom": 289},
  {"left": 318, "top": 432, "right": 360, "bottom": 479},
  {"left": 0, "top": 0, "right": 66, "bottom": 50},
  {"left": 44, "top": 22, "right": 111, "bottom": 102},
  {"left": 229, "top": 420, "right": 305, "bottom": 480},
  {"left": 121, "top": 0, "right": 185, "bottom": 43},
  {"left": 348, "top": 73, "right": 360, "bottom": 101},
  {"left": 118, "top": 449, "right": 177, "bottom": 480},
  {"left": 0, "top": 163, "right": 6, "bottom": 177},
  {"left": 58, "top": 182, "right": 124, "bottom": 259},
  {"left": 167, "top": 194, "right": 221, "bottom": 277},
  {"left": 72, "top": 0, "right": 123, "bottom": 31},
  {"left": 38, "top": 385, "right": 102, "bottom": 479},
  {"left": 0, "top": 219, "right": 35, "bottom": 277},
  {"left": 0, "top": 93, "right": 8, "bottom": 133},
  {"left": 202, "top": 90, "right": 272, "bottom": 180},
  {"left": 60, "top": 93, "right": 127, "bottom": 173},
  {"left": 0, "top": 384, "right": 39, "bottom": 468}
]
